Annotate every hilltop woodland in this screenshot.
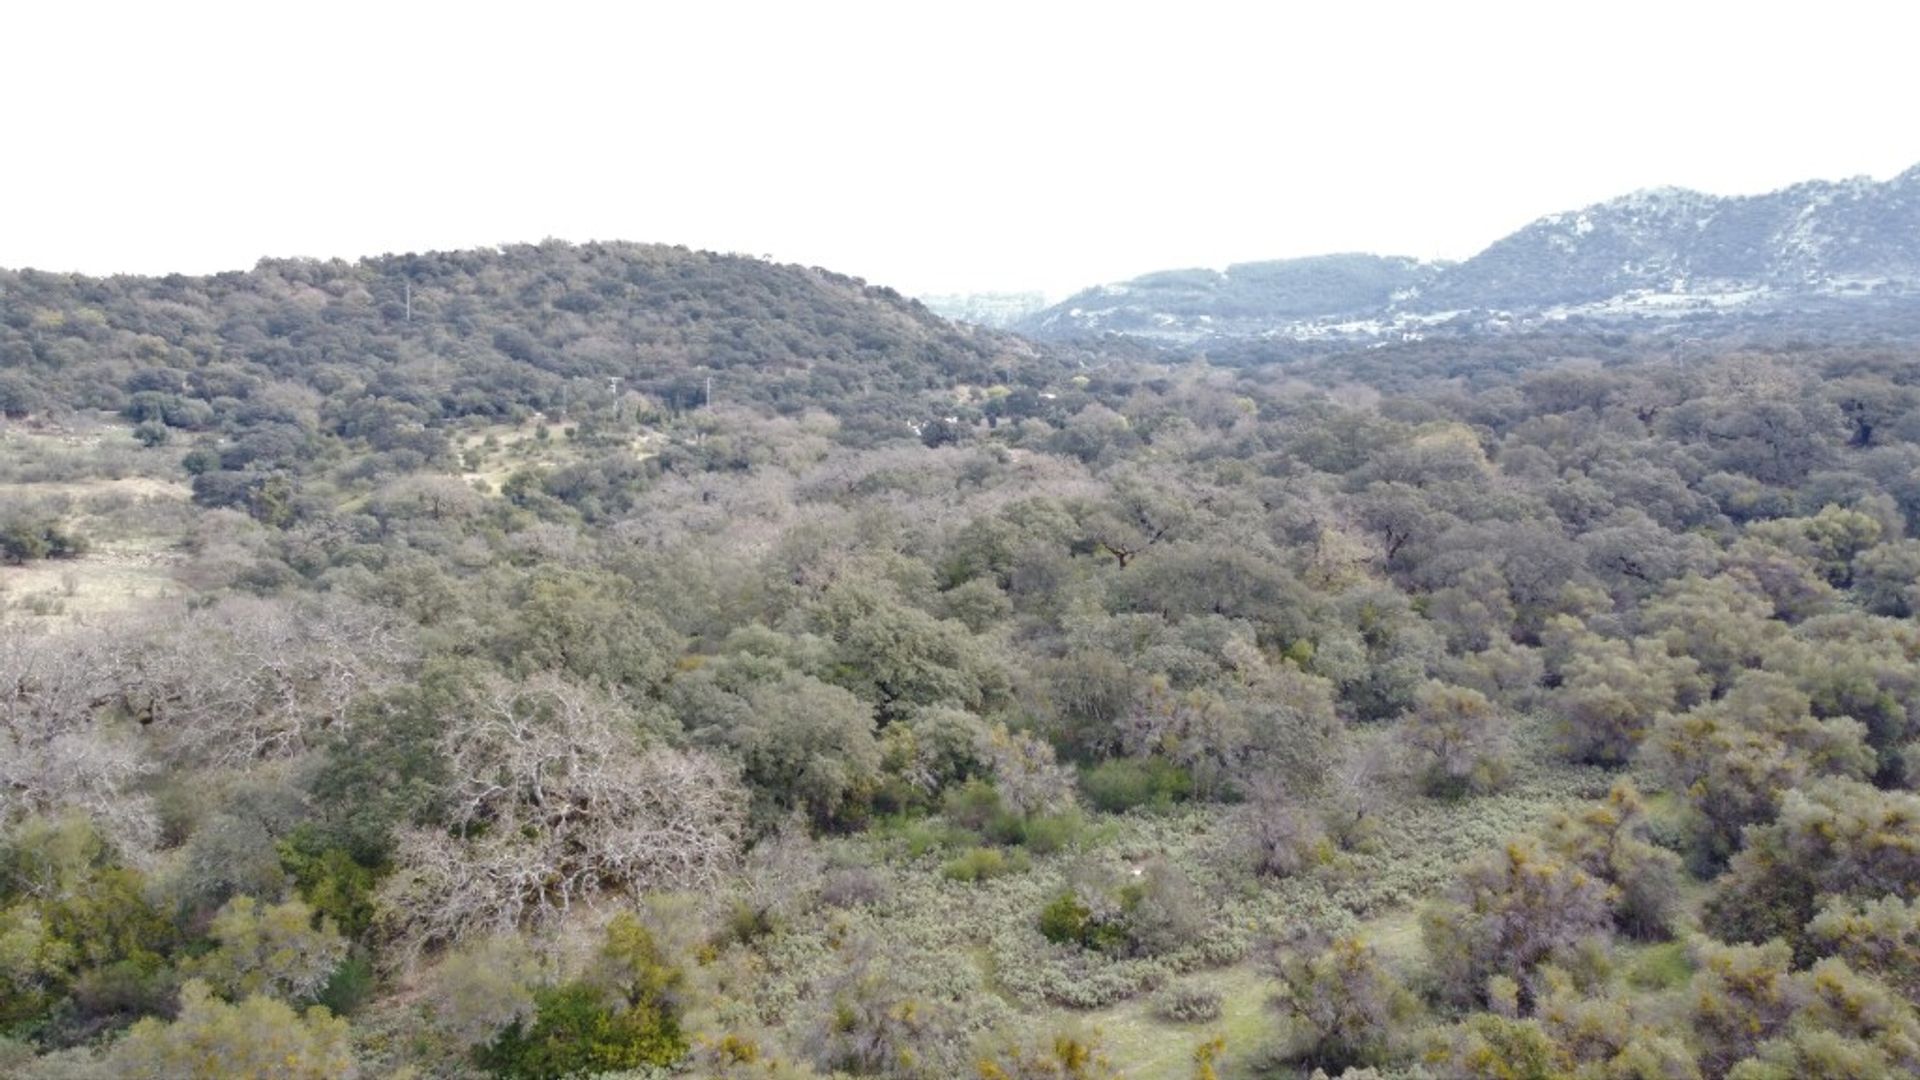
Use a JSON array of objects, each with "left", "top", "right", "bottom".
[{"left": 5, "top": 242, "right": 1920, "bottom": 1078}]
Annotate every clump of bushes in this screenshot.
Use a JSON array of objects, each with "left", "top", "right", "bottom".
[
  {"left": 1154, "top": 981, "right": 1224, "bottom": 1023},
  {"left": 1037, "top": 859, "right": 1209, "bottom": 957},
  {"left": 0, "top": 517, "right": 87, "bottom": 564},
  {"left": 877, "top": 780, "right": 1089, "bottom": 868},
  {"left": 1039, "top": 889, "right": 1128, "bottom": 952},
  {"left": 478, "top": 914, "right": 686, "bottom": 1078},
  {"left": 1080, "top": 758, "right": 1194, "bottom": 813},
  {"left": 942, "top": 846, "right": 1029, "bottom": 883},
  {"left": 942, "top": 779, "right": 1088, "bottom": 852},
  {"left": 819, "top": 864, "right": 889, "bottom": 909}
]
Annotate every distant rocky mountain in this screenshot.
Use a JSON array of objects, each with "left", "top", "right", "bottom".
[
  {"left": 1016, "top": 164, "right": 1920, "bottom": 342},
  {"left": 1016, "top": 255, "right": 1443, "bottom": 340},
  {"left": 917, "top": 291, "right": 1049, "bottom": 328}
]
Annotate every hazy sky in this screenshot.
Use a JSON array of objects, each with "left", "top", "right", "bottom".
[{"left": 7, "top": 2, "right": 1917, "bottom": 298}]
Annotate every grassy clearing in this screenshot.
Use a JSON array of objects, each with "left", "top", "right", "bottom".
[
  {"left": 1085, "top": 963, "right": 1276, "bottom": 1079},
  {"left": 0, "top": 540, "right": 182, "bottom": 623},
  {"left": 1358, "top": 906, "right": 1426, "bottom": 968},
  {"left": 0, "top": 416, "right": 180, "bottom": 485},
  {"left": 0, "top": 422, "right": 192, "bottom": 623},
  {"left": 0, "top": 475, "right": 191, "bottom": 502},
  {"left": 453, "top": 419, "right": 660, "bottom": 492}
]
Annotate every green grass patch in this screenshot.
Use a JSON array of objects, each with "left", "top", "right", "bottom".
[
  {"left": 1081, "top": 963, "right": 1275, "bottom": 1079},
  {"left": 1624, "top": 941, "right": 1693, "bottom": 991}
]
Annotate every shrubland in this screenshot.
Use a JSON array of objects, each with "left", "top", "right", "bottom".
[{"left": 2, "top": 243, "right": 1919, "bottom": 1076}]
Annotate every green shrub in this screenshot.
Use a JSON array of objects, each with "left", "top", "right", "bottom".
[
  {"left": 1039, "top": 890, "right": 1093, "bottom": 946},
  {"left": 718, "top": 900, "right": 779, "bottom": 947},
  {"left": 316, "top": 953, "right": 375, "bottom": 1016},
  {"left": 1153, "top": 982, "right": 1224, "bottom": 1023},
  {"left": 1429, "top": 1014, "right": 1564, "bottom": 1080},
  {"left": 1080, "top": 758, "right": 1194, "bottom": 814},
  {"left": 110, "top": 980, "right": 357, "bottom": 1079},
  {"left": 942, "top": 846, "right": 1027, "bottom": 883},
  {"left": 1017, "top": 810, "right": 1087, "bottom": 855},
  {"left": 480, "top": 913, "right": 687, "bottom": 1078},
  {"left": 479, "top": 981, "right": 683, "bottom": 1078},
  {"left": 0, "top": 518, "right": 87, "bottom": 564},
  {"left": 1036, "top": 889, "right": 1129, "bottom": 953},
  {"left": 876, "top": 814, "right": 976, "bottom": 859},
  {"left": 942, "top": 779, "right": 1006, "bottom": 832},
  {"left": 938, "top": 778, "right": 1087, "bottom": 852},
  {"left": 69, "top": 958, "right": 181, "bottom": 1025},
  {"left": 277, "top": 829, "right": 384, "bottom": 940}
]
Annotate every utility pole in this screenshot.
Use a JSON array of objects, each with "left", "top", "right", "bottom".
[
  {"left": 404, "top": 281, "right": 412, "bottom": 322},
  {"left": 704, "top": 375, "right": 712, "bottom": 409}
]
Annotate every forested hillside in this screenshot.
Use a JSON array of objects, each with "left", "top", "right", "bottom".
[
  {"left": 0, "top": 240, "right": 1066, "bottom": 456},
  {"left": 5, "top": 243, "right": 1920, "bottom": 1079}
]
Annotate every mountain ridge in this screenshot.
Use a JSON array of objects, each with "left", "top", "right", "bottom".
[{"left": 1014, "top": 164, "right": 1920, "bottom": 341}]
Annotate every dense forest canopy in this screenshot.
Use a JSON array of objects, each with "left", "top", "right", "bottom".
[{"left": 4, "top": 241, "right": 1920, "bottom": 1078}]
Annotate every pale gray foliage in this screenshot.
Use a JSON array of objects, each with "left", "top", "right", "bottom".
[{"left": 377, "top": 673, "right": 746, "bottom": 961}]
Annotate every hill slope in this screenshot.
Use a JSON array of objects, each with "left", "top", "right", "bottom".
[{"left": 0, "top": 240, "right": 1036, "bottom": 425}]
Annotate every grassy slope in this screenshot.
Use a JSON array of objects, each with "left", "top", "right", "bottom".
[{"left": 0, "top": 418, "right": 192, "bottom": 624}]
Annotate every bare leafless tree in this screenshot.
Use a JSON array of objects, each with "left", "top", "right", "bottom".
[
  {"left": 108, "top": 594, "right": 414, "bottom": 767},
  {"left": 376, "top": 673, "right": 745, "bottom": 963},
  {"left": 0, "top": 625, "right": 159, "bottom": 855}
]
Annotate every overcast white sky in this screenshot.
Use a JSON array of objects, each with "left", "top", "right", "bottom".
[{"left": 6, "top": 1, "right": 1917, "bottom": 298}]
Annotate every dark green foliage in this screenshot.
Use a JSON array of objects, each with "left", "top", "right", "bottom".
[
  {"left": 479, "top": 981, "right": 683, "bottom": 1079},
  {"left": 940, "top": 780, "right": 1007, "bottom": 834},
  {"left": 1034, "top": 860, "right": 1207, "bottom": 958},
  {"left": 1, "top": 242, "right": 1039, "bottom": 447},
  {"left": 685, "top": 663, "right": 883, "bottom": 830},
  {"left": 1036, "top": 889, "right": 1127, "bottom": 953},
  {"left": 305, "top": 678, "right": 454, "bottom": 864},
  {"left": 315, "top": 954, "right": 375, "bottom": 1017},
  {"left": 935, "top": 780, "right": 1084, "bottom": 854},
  {"left": 1079, "top": 758, "right": 1194, "bottom": 814},
  {"left": 494, "top": 568, "right": 681, "bottom": 690},
  {"left": 479, "top": 913, "right": 687, "bottom": 1078},
  {"left": 0, "top": 517, "right": 86, "bottom": 565},
  {"left": 1037, "top": 889, "right": 1093, "bottom": 946},
  {"left": 0, "top": 370, "right": 45, "bottom": 417},
  {"left": 1013, "top": 811, "right": 1087, "bottom": 856},
  {"left": 0, "top": 818, "right": 181, "bottom": 1040},
  {"left": 275, "top": 829, "right": 383, "bottom": 940}
]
